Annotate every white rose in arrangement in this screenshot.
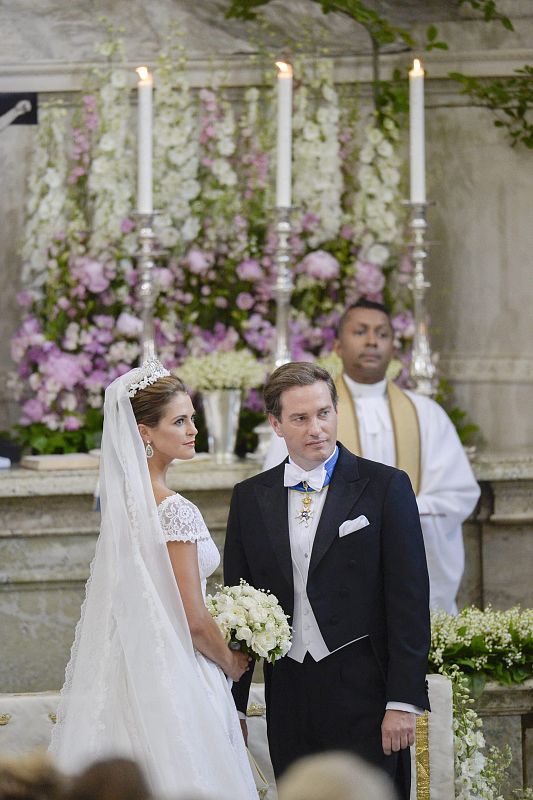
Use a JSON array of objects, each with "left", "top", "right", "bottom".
[{"left": 207, "top": 580, "right": 292, "bottom": 664}]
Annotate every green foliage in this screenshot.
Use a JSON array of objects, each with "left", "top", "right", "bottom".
[
  {"left": 457, "top": 0, "right": 514, "bottom": 31},
  {"left": 424, "top": 23, "right": 448, "bottom": 52},
  {"left": 225, "top": 0, "right": 414, "bottom": 48},
  {"left": 430, "top": 606, "right": 533, "bottom": 696},
  {"left": 15, "top": 416, "right": 102, "bottom": 455},
  {"left": 435, "top": 378, "right": 480, "bottom": 445},
  {"left": 449, "top": 66, "right": 533, "bottom": 149}
]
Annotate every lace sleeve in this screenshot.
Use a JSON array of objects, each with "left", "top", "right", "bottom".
[{"left": 158, "top": 494, "right": 210, "bottom": 544}]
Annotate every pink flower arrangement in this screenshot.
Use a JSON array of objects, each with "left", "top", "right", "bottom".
[
  {"left": 355, "top": 260, "right": 385, "bottom": 297},
  {"left": 298, "top": 250, "right": 341, "bottom": 281},
  {"left": 12, "top": 58, "right": 414, "bottom": 455}
]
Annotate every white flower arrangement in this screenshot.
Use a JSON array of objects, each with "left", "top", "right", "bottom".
[
  {"left": 21, "top": 104, "right": 69, "bottom": 291},
  {"left": 177, "top": 350, "right": 266, "bottom": 391},
  {"left": 153, "top": 43, "right": 201, "bottom": 249},
  {"left": 88, "top": 40, "right": 134, "bottom": 255},
  {"left": 207, "top": 579, "right": 292, "bottom": 663},
  {"left": 430, "top": 606, "right": 533, "bottom": 690},
  {"left": 430, "top": 607, "right": 533, "bottom": 799},
  {"left": 352, "top": 117, "right": 403, "bottom": 256},
  {"left": 293, "top": 60, "right": 343, "bottom": 247}
]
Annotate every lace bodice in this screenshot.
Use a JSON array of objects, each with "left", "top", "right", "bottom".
[{"left": 158, "top": 493, "right": 220, "bottom": 590}]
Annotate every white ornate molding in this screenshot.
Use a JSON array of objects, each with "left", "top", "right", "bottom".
[
  {"left": 439, "top": 355, "right": 533, "bottom": 384},
  {"left": 0, "top": 47, "right": 532, "bottom": 94}
]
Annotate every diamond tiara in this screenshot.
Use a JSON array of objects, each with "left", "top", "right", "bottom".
[{"left": 126, "top": 359, "right": 171, "bottom": 398}]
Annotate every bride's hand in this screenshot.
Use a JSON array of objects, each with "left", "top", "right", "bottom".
[{"left": 227, "top": 649, "right": 251, "bottom": 682}]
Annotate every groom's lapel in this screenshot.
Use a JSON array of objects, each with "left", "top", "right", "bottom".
[
  {"left": 309, "top": 447, "right": 369, "bottom": 577},
  {"left": 255, "top": 464, "right": 293, "bottom": 590}
]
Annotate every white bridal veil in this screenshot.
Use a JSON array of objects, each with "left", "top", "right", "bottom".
[{"left": 49, "top": 369, "right": 252, "bottom": 800}]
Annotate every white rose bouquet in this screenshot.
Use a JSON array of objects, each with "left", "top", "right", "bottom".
[{"left": 207, "top": 579, "right": 292, "bottom": 664}]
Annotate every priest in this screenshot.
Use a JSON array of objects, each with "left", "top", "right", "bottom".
[{"left": 264, "top": 299, "right": 480, "bottom": 614}]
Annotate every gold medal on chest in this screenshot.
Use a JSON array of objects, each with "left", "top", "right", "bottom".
[{"left": 295, "top": 482, "right": 314, "bottom": 527}]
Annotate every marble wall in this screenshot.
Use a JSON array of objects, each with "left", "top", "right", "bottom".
[{"left": 1, "top": 1, "right": 533, "bottom": 450}]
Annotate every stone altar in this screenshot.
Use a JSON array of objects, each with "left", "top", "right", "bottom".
[{"left": 1, "top": 451, "right": 532, "bottom": 694}]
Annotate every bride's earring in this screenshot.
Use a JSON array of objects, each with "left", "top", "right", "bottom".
[{"left": 145, "top": 442, "right": 154, "bottom": 459}]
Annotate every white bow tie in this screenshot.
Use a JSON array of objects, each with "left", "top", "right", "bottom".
[{"left": 284, "top": 462, "right": 326, "bottom": 492}]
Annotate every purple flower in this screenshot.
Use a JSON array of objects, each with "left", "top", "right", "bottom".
[
  {"left": 243, "top": 388, "right": 264, "bottom": 414},
  {"left": 237, "top": 259, "right": 263, "bottom": 282},
  {"left": 116, "top": 312, "right": 143, "bottom": 338},
  {"left": 392, "top": 312, "right": 415, "bottom": 338},
  {"left": 120, "top": 217, "right": 135, "bottom": 234},
  {"left": 64, "top": 415, "right": 82, "bottom": 431},
  {"left": 298, "top": 251, "right": 340, "bottom": 281},
  {"left": 72, "top": 257, "right": 109, "bottom": 294},
  {"left": 186, "top": 248, "right": 210, "bottom": 275},
  {"left": 42, "top": 352, "right": 85, "bottom": 391},
  {"left": 155, "top": 267, "right": 174, "bottom": 289},
  {"left": 355, "top": 261, "right": 385, "bottom": 295},
  {"left": 16, "top": 291, "right": 37, "bottom": 308},
  {"left": 301, "top": 213, "right": 319, "bottom": 232},
  {"left": 84, "top": 371, "right": 107, "bottom": 391},
  {"left": 21, "top": 398, "right": 44, "bottom": 423},
  {"left": 236, "top": 292, "right": 255, "bottom": 311},
  {"left": 94, "top": 315, "right": 115, "bottom": 330},
  {"left": 340, "top": 225, "right": 354, "bottom": 240}
]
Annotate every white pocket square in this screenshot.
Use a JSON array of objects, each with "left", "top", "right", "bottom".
[{"left": 339, "top": 515, "right": 370, "bottom": 537}]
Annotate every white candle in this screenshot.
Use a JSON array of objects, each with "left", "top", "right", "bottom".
[
  {"left": 409, "top": 58, "right": 426, "bottom": 204},
  {"left": 136, "top": 66, "right": 153, "bottom": 214},
  {"left": 275, "top": 61, "right": 293, "bottom": 209}
]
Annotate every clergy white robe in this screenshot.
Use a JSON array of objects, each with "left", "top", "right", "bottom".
[{"left": 263, "top": 376, "right": 480, "bottom": 614}]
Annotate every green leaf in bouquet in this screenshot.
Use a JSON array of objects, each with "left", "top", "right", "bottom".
[{"left": 469, "top": 672, "right": 487, "bottom": 699}]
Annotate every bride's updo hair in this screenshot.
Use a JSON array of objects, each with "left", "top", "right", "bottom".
[{"left": 130, "top": 375, "right": 187, "bottom": 428}]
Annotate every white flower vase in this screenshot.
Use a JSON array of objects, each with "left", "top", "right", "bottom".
[{"left": 202, "top": 389, "right": 242, "bottom": 464}]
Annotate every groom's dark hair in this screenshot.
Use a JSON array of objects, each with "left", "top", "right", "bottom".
[{"left": 264, "top": 362, "right": 338, "bottom": 421}]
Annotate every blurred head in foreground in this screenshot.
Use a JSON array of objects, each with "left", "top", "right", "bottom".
[
  {"left": 0, "top": 753, "right": 64, "bottom": 800},
  {"left": 276, "top": 751, "right": 398, "bottom": 800},
  {"left": 63, "top": 758, "right": 151, "bottom": 800}
]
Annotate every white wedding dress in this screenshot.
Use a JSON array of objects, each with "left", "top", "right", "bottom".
[
  {"left": 157, "top": 492, "right": 256, "bottom": 796},
  {"left": 49, "top": 368, "right": 256, "bottom": 800}
]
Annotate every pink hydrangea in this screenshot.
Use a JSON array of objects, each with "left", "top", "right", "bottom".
[
  {"left": 355, "top": 261, "right": 385, "bottom": 295},
  {"left": 298, "top": 251, "right": 340, "bottom": 281},
  {"left": 72, "top": 257, "right": 109, "bottom": 294},
  {"left": 186, "top": 248, "right": 210, "bottom": 275},
  {"left": 236, "top": 292, "right": 255, "bottom": 311},
  {"left": 64, "top": 416, "right": 82, "bottom": 431},
  {"left": 116, "top": 311, "right": 143, "bottom": 338},
  {"left": 392, "top": 312, "right": 415, "bottom": 338},
  {"left": 236, "top": 259, "right": 263, "bottom": 282},
  {"left": 21, "top": 398, "right": 44, "bottom": 423},
  {"left": 120, "top": 217, "right": 135, "bottom": 234},
  {"left": 42, "top": 352, "right": 85, "bottom": 391},
  {"left": 16, "top": 291, "right": 37, "bottom": 308}
]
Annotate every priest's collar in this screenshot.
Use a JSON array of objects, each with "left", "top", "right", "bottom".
[{"left": 343, "top": 373, "right": 387, "bottom": 398}]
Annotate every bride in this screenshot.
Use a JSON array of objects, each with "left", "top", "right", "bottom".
[{"left": 49, "top": 360, "right": 257, "bottom": 800}]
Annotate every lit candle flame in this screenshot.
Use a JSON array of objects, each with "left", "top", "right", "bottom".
[
  {"left": 275, "top": 61, "right": 293, "bottom": 77},
  {"left": 136, "top": 66, "right": 149, "bottom": 81},
  {"left": 410, "top": 58, "right": 424, "bottom": 76}
]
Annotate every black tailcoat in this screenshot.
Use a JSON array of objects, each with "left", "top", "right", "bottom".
[{"left": 224, "top": 443, "right": 430, "bottom": 790}]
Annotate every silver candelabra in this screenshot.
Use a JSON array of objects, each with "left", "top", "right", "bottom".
[
  {"left": 135, "top": 213, "right": 163, "bottom": 363},
  {"left": 408, "top": 202, "right": 437, "bottom": 396},
  {"left": 273, "top": 206, "right": 294, "bottom": 368}
]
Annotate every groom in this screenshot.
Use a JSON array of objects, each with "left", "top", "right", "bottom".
[{"left": 224, "top": 362, "right": 431, "bottom": 798}]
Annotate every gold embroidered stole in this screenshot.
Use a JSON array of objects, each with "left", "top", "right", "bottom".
[{"left": 336, "top": 375, "right": 421, "bottom": 494}]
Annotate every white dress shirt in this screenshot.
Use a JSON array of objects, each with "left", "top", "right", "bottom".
[{"left": 284, "top": 452, "right": 421, "bottom": 716}]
